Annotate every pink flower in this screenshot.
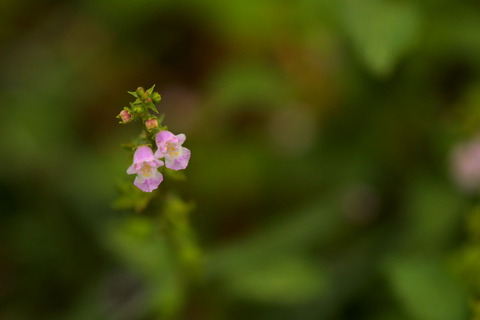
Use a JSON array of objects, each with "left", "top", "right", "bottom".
[
  {"left": 127, "top": 146, "right": 164, "bottom": 192},
  {"left": 154, "top": 131, "right": 190, "bottom": 170}
]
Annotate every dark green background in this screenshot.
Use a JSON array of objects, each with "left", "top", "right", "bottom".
[{"left": 0, "top": 0, "right": 477, "bottom": 319}]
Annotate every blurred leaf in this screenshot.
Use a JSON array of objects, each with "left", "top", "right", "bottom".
[
  {"left": 207, "top": 62, "right": 290, "bottom": 111},
  {"left": 207, "top": 199, "right": 343, "bottom": 274},
  {"left": 206, "top": 198, "right": 342, "bottom": 304},
  {"left": 162, "top": 195, "right": 202, "bottom": 277},
  {"left": 385, "top": 257, "right": 468, "bottom": 320},
  {"left": 226, "top": 256, "right": 324, "bottom": 304},
  {"left": 402, "top": 176, "right": 465, "bottom": 250},
  {"left": 205, "top": 0, "right": 284, "bottom": 46},
  {"left": 107, "top": 216, "right": 186, "bottom": 319},
  {"left": 341, "top": 0, "right": 420, "bottom": 76},
  {"left": 108, "top": 216, "right": 164, "bottom": 276},
  {"left": 112, "top": 181, "right": 155, "bottom": 212},
  {"left": 453, "top": 245, "right": 480, "bottom": 295}
]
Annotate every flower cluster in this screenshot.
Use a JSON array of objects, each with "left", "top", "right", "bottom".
[
  {"left": 127, "top": 131, "right": 190, "bottom": 192},
  {"left": 118, "top": 86, "right": 191, "bottom": 192}
]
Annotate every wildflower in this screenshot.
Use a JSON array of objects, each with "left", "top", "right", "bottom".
[
  {"left": 127, "top": 146, "right": 164, "bottom": 192},
  {"left": 118, "top": 109, "right": 132, "bottom": 123},
  {"left": 145, "top": 118, "right": 158, "bottom": 131},
  {"left": 154, "top": 131, "right": 190, "bottom": 170}
]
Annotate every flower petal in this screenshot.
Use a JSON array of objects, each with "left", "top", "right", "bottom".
[
  {"left": 156, "top": 131, "right": 175, "bottom": 146},
  {"left": 154, "top": 148, "right": 164, "bottom": 159},
  {"left": 126, "top": 164, "right": 136, "bottom": 174},
  {"left": 165, "top": 147, "right": 190, "bottom": 170},
  {"left": 134, "top": 146, "right": 155, "bottom": 164},
  {"left": 153, "top": 159, "right": 164, "bottom": 167},
  {"left": 176, "top": 133, "right": 186, "bottom": 144},
  {"left": 134, "top": 172, "right": 163, "bottom": 192}
]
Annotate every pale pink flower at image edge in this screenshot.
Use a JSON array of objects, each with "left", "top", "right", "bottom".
[
  {"left": 452, "top": 137, "right": 480, "bottom": 192},
  {"left": 154, "top": 131, "right": 191, "bottom": 170},
  {"left": 127, "top": 146, "right": 164, "bottom": 192}
]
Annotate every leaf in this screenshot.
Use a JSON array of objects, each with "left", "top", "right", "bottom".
[
  {"left": 206, "top": 199, "right": 342, "bottom": 304},
  {"left": 385, "top": 257, "right": 468, "bottom": 320},
  {"left": 341, "top": 0, "right": 421, "bottom": 76},
  {"left": 106, "top": 216, "right": 185, "bottom": 318},
  {"left": 127, "top": 91, "right": 138, "bottom": 98},
  {"left": 225, "top": 256, "right": 324, "bottom": 304},
  {"left": 146, "top": 84, "right": 156, "bottom": 95},
  {"left": 157, "top": 113, "right": 165, "bottom": 126},
  {"left": 147, "top": 103, "right": 159, "bottom": 113},
  {"left": 402, "top": 176, "right": 465, "bottom": 250}
]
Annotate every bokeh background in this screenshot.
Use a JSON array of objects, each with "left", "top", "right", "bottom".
[{"left": 2, "top": 0, "right": 480, "bottom": 319}]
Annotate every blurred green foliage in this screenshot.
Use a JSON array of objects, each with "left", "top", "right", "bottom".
[{"left": 0, "top": 0, "right": 479, "bottom": 319}]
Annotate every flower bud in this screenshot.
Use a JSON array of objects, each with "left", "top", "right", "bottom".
[
  {"left": 145, "top": 118, "right": 159, "bottom": 131},
  {"left": 133, "top": 105, "right": 143, "bottom": 114},
  {"left": 152, "top": 92, "right": 161, "bottom": 104},
  {"left": 145, "top": 97, "right": 152, "bottom": 103},
  {"left": 136, "top": 87, "right": 145, "bottom": 98},
  {"left": 118, "top": 109, "right": 132, "bottom": 123}
]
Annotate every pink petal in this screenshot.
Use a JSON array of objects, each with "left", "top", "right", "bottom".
[
  {"left": 165, "top": 147, "right": 190, "bottom": 170},
  {"left": 155, "top": 131, "right": 175, "bottom": 146},
  {"left": 134, "top": 172, "right": 163, "bottom": 192},
  {"left": 134, "top": 146, "right": 155, "bottom": 164},
  {"left": 176, "top": 133, "right": 186, "bottom": 144}
]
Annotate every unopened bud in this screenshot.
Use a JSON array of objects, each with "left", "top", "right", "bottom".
[
  {"left": 152, "top": 92, "right": 161, "bottom": 104},
  {"left": 145, "top": 118, "right": 158, "bottom": 131},
  {"left": 145, "top": 97, "right": 152, "bottom": 103},
  {"left": 136, "top": 87, "right": 145, "bottom": 98},
  {"left": 133, "top": 105, "right": 143, "bottom": 114},
  {"left": 118, "top": 109, "right": 131, "bottom": 123}
]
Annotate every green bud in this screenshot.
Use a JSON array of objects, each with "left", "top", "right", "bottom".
[
  {"left": 136, "top": 87, "right": 145, "bottom": 98},
  {"left": 152, "top": 92, "right": 161, "bottom": 104},
  {"left": 133, "top": 105, "right": 143, "bottom": 114}
]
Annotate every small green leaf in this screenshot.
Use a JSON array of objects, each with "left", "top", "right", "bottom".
[
  {"left": 341, "top": 0, "right": 420, "bottom": 76},
  {"left": 127, "top": 91, "right": 138, "bottom": 98},
  {"left": 146, "top": 84, "right": 156, "bottom": 95},
  {"left": 147, "top": 103, "right": 159, "bottom": 113},
  {"left": 157, "top": 114, "right": 165, "bottom": 126}
]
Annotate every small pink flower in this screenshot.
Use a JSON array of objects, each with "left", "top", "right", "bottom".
[
  {"left": 127, "top": 146, "right": 164, "bottom": 192},
  {"left": 154, "top": 131, "right": 190, "bottom": 170}
]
